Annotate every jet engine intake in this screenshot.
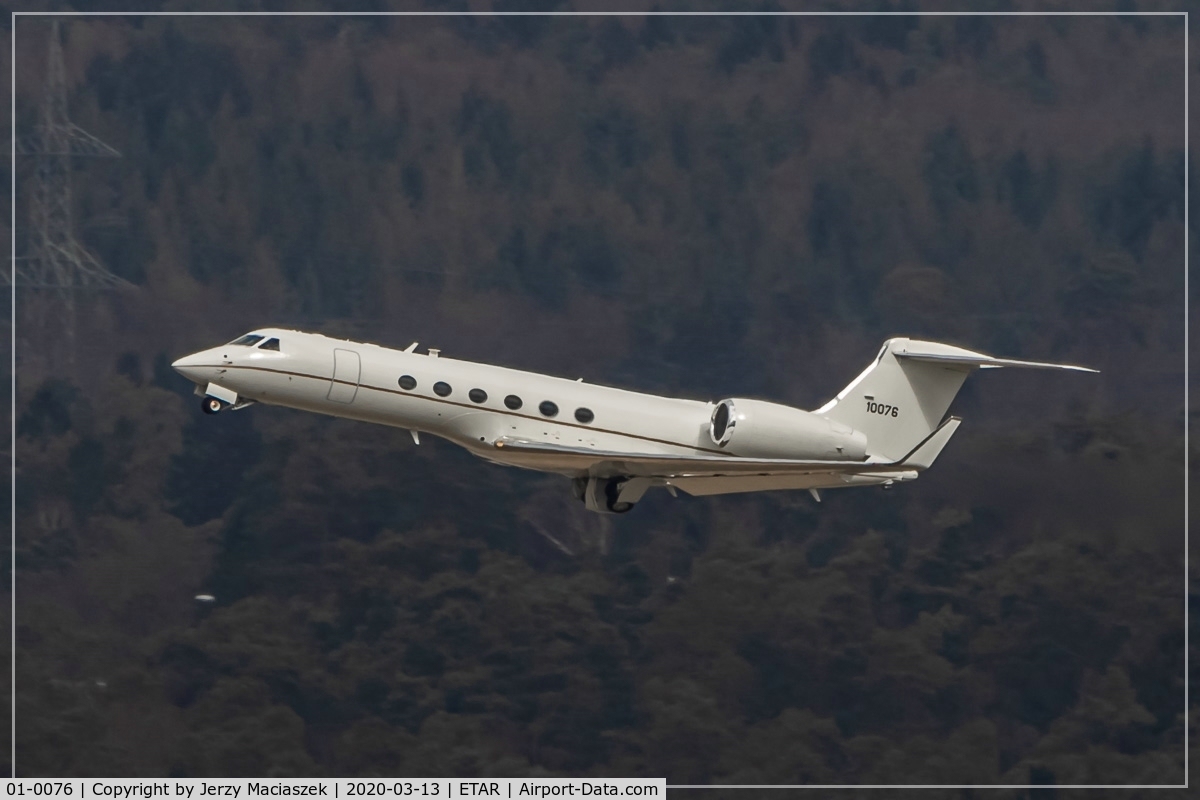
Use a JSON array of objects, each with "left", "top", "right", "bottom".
[{"left": 709, "top": 398, "right": 867, "bottom": 460}]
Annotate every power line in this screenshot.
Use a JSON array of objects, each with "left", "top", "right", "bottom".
[{"left": 6, "top": 20, "right": 131, "bottom": 366}]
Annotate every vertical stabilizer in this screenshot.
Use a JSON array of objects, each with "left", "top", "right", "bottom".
[
  {"left": 815, "top": 338, "right": 973, "bottom": 460},
  {"left": 815, "top": 338, "right": 1094, "bottom": 461}
]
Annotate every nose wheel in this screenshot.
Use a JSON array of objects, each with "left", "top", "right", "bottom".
[{"left": 201, "top": 397, "right": 225, "bottom": 415}]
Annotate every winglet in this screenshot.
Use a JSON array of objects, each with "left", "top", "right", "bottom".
[{"left": 900, "top": 416, "right": 962, "bottom": 470}]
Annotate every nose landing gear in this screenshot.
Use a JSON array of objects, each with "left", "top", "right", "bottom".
[{"left": 201, "top": 397, "right": 226, "bottom": 415}]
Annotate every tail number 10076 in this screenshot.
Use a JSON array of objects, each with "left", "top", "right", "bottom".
[{"left": 866, "top": 400, "right": 899, "bottom": 417}]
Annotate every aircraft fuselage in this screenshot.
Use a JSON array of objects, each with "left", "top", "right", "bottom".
[
  {"left": 173, "top": 329, "right": 745, "bottom": 475},
  {"left": 173, "top": 329, "right": 1094, "bottom": 513}
]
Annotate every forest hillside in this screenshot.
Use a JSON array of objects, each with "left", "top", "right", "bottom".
[{"left": 2, "top": 4, "right": 1192, "bottom": 783}]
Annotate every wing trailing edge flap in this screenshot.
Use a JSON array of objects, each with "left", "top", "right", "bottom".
[
  {"left": 669, "top": 473, "right": 852, "bottom": 497},
  {"left": 492, "top": 439, "right": 886, "bottom": 479}
]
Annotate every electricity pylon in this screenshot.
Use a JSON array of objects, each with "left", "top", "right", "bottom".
[{"left": 6, "top": 20, "right": 128, "bottom": 367}]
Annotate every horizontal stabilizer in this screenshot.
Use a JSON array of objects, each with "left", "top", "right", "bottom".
[
  {"left": 900, "top": 416, "right": 961, "bottom": 469},
  {"left": 893, "top": 345, "right": 1098, "bottom": 373}
]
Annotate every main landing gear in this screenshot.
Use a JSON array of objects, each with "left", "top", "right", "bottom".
[{"left": 575, "top": 476, "right": 652, "bottom": 514}]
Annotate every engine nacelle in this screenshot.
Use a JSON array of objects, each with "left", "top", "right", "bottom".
[{"left": 709, "top": 398, "right": 868, "bottom": 460}]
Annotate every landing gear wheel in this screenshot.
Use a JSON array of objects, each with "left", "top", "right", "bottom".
[
  {"left": 582, "top": 476, "right": 637, "bottom": 514},
  {"left": 605, "top": 479, "right": 634, "bottom": 513},
  {"left": 202, "top": 397, "right": 224, "bottom": 415}
]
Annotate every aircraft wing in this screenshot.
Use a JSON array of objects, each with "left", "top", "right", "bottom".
[
  {"left": 495, "top": 438, "right": 888, "bottom": 478},
  {"left": 492, "top": 418, "right": 960, "bottom": 480}
]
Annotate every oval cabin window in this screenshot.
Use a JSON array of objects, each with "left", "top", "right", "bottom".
[
  {"left": 539, "top": 401, "right": 559, "bottom": 417},
  {"left": 433, "top": 381, "right": 452, "bottom": 397},
  {"left": 574, "top": 407, "right": 594, "bottom": 423},
  {"left": 398, "top": 375, "right": 417, "bottom": 390},
  {"left": 469, "top": 388, "right": 487, "bottom": 404},
  {"left": 504, "top": 395, "right": 523, "bottom": 410}
]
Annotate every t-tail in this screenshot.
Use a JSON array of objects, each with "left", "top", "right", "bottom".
[{"left": 815, "top": 338, "right": 1098, "bottom": 464}]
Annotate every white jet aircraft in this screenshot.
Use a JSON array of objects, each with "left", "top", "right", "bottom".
[{"left": 172, "top": 331, "right": 1096, "bottom": 514}]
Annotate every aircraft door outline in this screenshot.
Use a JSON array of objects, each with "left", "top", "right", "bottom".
[{"left": 328, "top": 349, "right": 361, "bottom": 403}]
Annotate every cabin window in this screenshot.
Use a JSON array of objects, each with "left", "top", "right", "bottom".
[
  {"left": 259, "top": 338, "right": 280, "bottom": 351},
  {"left": 398, "top": 375, "right": 417, "bottom": 390},
  {"left": 574, "top": 407, "right": 594, "bottom": 423},
  {"left": 539, "top": 400, "right": 559, "bottom": 417},
  {"left": 469, "top": 388, "right": 487, "bottom": 404},
  {"left": 504, "top": 395, "right": 523, "bottom": 410},
  {"left": 229, "top": 334, "right": 264, "bottom": 346},
  {"left": 433, "top": 381, "right": 452, "bottom": 397}
]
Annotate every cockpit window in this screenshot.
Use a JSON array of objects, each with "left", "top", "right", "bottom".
[
  {"left": 229, "top": 334, "right": 264, "bottom": 346},
  {"left": 259, "top": 338, "right": 280, "bottom": 351}
]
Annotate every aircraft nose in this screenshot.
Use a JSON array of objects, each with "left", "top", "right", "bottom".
[{"left": 171, "top": 352, "right": 209, "bottom": 383}]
